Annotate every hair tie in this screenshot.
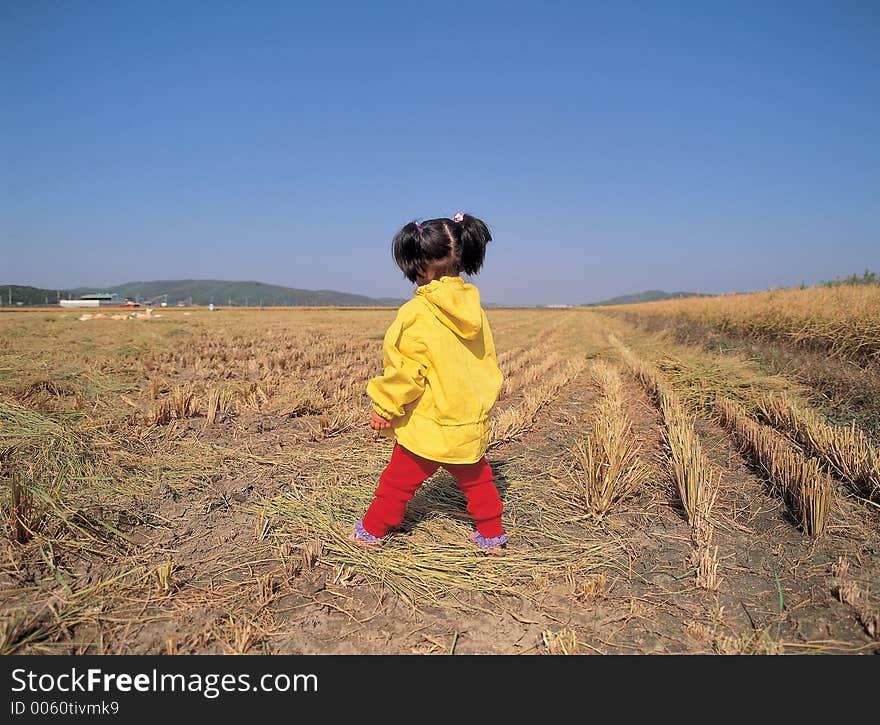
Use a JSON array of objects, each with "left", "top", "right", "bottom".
[
  {"left": 452, "top": 212, "right": 464, "bottom": 223},
  {"left": 415, "top": 222, "right": 422, "bottom": 233}
]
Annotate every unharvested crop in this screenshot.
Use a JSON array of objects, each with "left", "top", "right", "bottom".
[{"left": 607, "top": 285, "right": 880, "bottom": 364}]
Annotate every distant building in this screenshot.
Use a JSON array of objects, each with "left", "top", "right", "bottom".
[
  {"left": 59, "top": 292, "right": 120, "bottom": 309},
  {"left": 59, "top": 299, "right": 100, "bottom": 308}
]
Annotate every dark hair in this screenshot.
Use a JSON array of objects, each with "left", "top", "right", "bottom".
[{"left": 391, "top": 213, "right": 492, "bottom": 284}]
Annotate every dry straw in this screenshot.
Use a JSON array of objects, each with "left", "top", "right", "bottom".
[
  {"left": 258, "top": 466, "right": 616, "bottom": 606},
  {"left": 541, "top": 628, "right": 579, "bottom": 655},
  {"left": 692, "top": 545, "right": 721, "bottom": 592},
  {"left": 499, "top": 347, "right": 549, "bottom": 396},
  {"left": 171, "top": 383, "right": 197, "bottom": 418},
  {"left": 661, "top": 396, "right": 720, "bottom": 546},
  {"left": 716, "top": 397, "right": 831, "bottom": 537},
  {"left": 205, "top": 386, "right": 235, "bottom": 425},
  {"left": 755, "top": 393, "right": 880, "bottom": 502},
  {"left": 568, "top": 362, "right": 644, "bottom": 518},
  {"left": 830, "top": 557, "right": 879, "bottom": 639},
  {"left": 0, "top": 400, "right": 110, "bottom": 490}
]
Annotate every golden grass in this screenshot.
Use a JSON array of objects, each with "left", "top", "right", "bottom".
[
  {"left": 609, "top": 333, "right": 724, "bottom": 591},
  {"left": 714, "top": 629, "right": 784, "bottom": 655},
  {"left": 155, "top": 559, "right": 175, "bottom": 593},
  {"left": 8, "top": 472, "right": 37, "bottom": 544},
  {"left": 755, "top": 393, "right": 880, "bottom": 501},
  {"left": 316, "top": 405, "right": 362, "bottom": 439},
  {"left": 499, "top": 346, "right": 544, "bottom": 384},
  {"left": 607, "top": 285, "right": 880, "bottom": 363},
  {"left": 567, "top": 362, "right": 645, "bottom": 518},
  {"left": 276, "top": 382, "right": 328, "bottom": 417},
  {"left": 662, "top": 398, "right": 720, "bottom": 546},
  {"left": 716, "top": 397, "right": 832, "bottom": 537},
  {"left": 171, "top": 383, "right": 196, "bottom": 418},
  {"left": 147, "top": 398, "right": 172, "bottom": 425}
]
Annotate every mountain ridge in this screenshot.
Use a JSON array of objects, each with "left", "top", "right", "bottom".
[
  {"left": 0, "top": 280, "right": 406, "bottom": 307},
  {"left": 584, "top": 290, "right": 706, "bottom": 307}
]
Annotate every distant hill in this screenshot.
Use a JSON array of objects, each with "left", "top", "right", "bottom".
[
  {"left": 1, "top": 280, "right": 406, "bottom": 307},
  {"left": 0, "top": 285, "right": 70, "bottom": 306},
  {"left": 584, "top": 290, "right": 706, "bottom": 307}
]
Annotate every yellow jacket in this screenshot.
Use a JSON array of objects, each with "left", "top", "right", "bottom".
[{"left": 366, "top": 276, "right": 504, "bottom": 464}]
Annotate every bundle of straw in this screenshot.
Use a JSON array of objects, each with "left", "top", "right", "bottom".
[
  {"left": 716, "top": 397, "right": 831, "bottom": 537},
  {"left": 569, "top": 362, "right": 644, "bottom": 518},
  {"left": 756, "top": 393, "right": 879, "bottom": 501}
]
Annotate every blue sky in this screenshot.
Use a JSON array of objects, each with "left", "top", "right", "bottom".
[{"left": 2, "top": 1, "right": 878, "bottom": 305}]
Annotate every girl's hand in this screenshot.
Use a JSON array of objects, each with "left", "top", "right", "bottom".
[{"left": 370, "top": 410, "right": 392, "bottom": 431}]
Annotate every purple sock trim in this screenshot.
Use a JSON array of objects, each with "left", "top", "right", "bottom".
[
  {"left": 354, "top": 520, "right": 383, "bottom": 544},
  {"left": 472, "top": 530, "right": 507, "bottom": 548}
]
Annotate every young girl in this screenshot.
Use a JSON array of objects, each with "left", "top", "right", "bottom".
[{"left": 351, "top": 212, "right": 507, "bottom": 555}]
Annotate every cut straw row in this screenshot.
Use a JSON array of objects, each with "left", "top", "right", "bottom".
[
  {"left": 608, "top": 336, "right": 720, "bottom": 589},
  {"left": 569, "top": 361, "right": 644, "bottom": 518},
  {"left": 609, "top": 336, "right": 719, "bottom": 546},
  {"left": 755, "top": 393, "right": 880, "bottom": 502},
  {"left": 146, "top": 379, "right": 291, "bottom": 426},
  {"left": 503, "top": 351, "right": 564, "bottom": 396},
  {"left": 716, "top": 397, "right": 831, "bottom": 538}
]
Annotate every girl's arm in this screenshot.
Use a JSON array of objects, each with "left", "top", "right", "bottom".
[
  {"left": 483, "top": 310, "right": 503, "bottom": 378},
  {"left": 366, "top": 308, "right": 428, "bottom": 420}
]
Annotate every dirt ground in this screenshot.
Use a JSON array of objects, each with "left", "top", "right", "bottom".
[{"left": 1, "top": 308, "right": 878, "bottom": 654}]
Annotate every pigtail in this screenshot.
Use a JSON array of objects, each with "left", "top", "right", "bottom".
[
  {"left": 455, "top": 214, "right": 492, "bottom": 276},
  {"left": 392, "top": 221, "right": 425, "bottom": 283},
  {"left": 391, "top": 213, "right": 492, "bottom": 282}
]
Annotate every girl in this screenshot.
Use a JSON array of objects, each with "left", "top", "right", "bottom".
[{"left": 351, "top": 212, "right": 507, "bottom": 555}]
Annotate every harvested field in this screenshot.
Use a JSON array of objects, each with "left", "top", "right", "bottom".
[{"left": 1, "top": 303, "right": 878, "bottom": 654}]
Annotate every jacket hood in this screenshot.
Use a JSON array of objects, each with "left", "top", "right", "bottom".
[{"left": 414, "top": 276, "right": 483, "bottom": 340}]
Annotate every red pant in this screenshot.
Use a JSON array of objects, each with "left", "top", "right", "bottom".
[{"left": 362, "top": 443, "right": 504, "bottom": 538}]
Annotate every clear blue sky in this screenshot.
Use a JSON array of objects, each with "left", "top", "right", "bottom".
[{"left": 2, "top": 1, "right": 878, "bottom": 305}]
